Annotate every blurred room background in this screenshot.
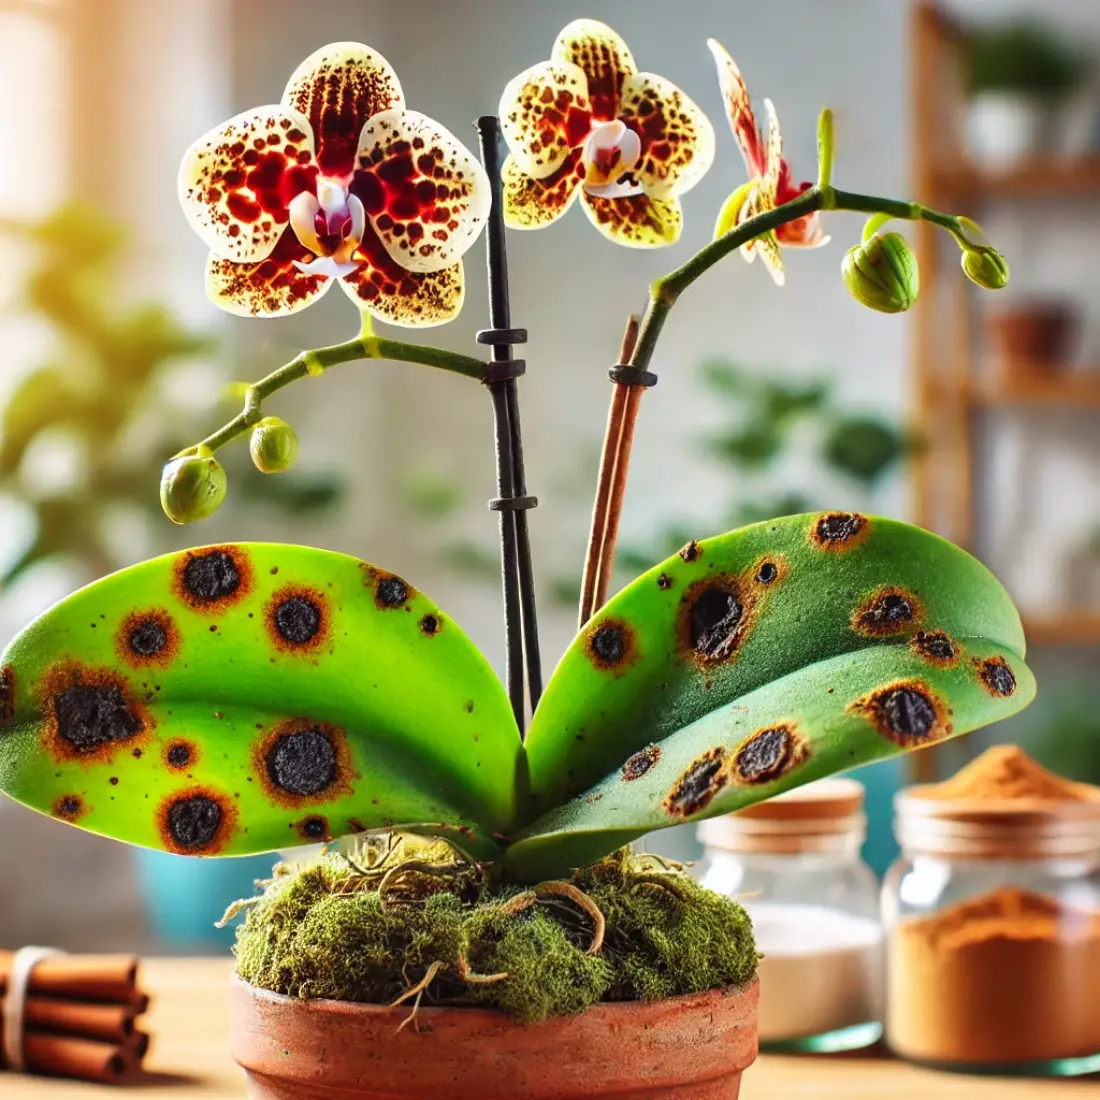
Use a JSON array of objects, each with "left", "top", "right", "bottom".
[{"left": 2, "top": 0, "right": 1099, "bottom": 952}]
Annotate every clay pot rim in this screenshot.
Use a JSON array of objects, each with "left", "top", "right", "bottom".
[{"left": 229, "top": 971, "right": 760, "bottom": 1026}]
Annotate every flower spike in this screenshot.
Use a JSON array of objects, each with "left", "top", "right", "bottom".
[
  {"left": 498, "top": 18, "right": 715, "bottom": 247},
  {"left": 179, "top": 42, "right": 490, "bottom": 325}
]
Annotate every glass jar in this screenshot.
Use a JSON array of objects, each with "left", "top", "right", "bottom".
[
  {"left": 696, "top": 778, "right": 883, "bottom": 1052},
  {"left": 884, "top": 786, "right": 1100, "bottom": 1076}
]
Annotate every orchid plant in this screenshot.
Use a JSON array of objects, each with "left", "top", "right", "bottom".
[{"left": 0, "top": 21, "right": 1026, "bottom": 886}]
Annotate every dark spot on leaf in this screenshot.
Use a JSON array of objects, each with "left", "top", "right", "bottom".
[
  {"left": 622, "top": 743, "right": 660, "bottom": 781},
  {"left": 53, "top": 794, "right": 85, "bottom": 821},
  {"left": 109, "top": 776, "right": 119, "bottom": 786},
  {"left": 664, "top": 748, "right": 728, "bottom": 819},
  {"left": 51, "top": 676, "right": 143, "bottom": 755},
  {"left": 298, "top": 815, "right": 329, "bottom": 841},
  {"left": 0, "top": 665, "right": 14, "bottom": 726},
  {"left": 853, "top": 587, "right": 921, "bottom": 637},
  {"left": 419, "top": 614, "right": 441, "bottom": 636},
  {"left": 375, "top": 574, "right": 409, "bottom": 608},
  {"left": 266, "top": 728, "right": 336, "bottom": 796},
  {"left": 679, "top": 540, "right": 702, "bottom": 563},
  {"left": 165, "top": 740, "right": 196, "bottom": 770},
  {"left": 275, "top": 595, "right": 321, "bottom": 643},
  {"left": 755, "top": 561, "right": 778, "bottom": 584},
  {"left": 174, "top": 547, "right": 252, "bottom": 613},
  {"left": 117, "top": 609, "right": 180, "bottom": 669},
  {"left": 733, "top": 724, "right": 804, "bottom": 784},
  {"left": 657, "top": 573, "right": 673, "bottom": 590},
  {"left": 681, "top": 579, "right": 751, "bottom": 664},
  {"left": 161, "top": 791, "right": 230, "bottom": 853},
  {"left": 264, "top": 586, "right": 329, "bottom": 656},
  {"left": 810, "top": 512, "right": 868, "bottom": 551},
  {"left": 912, "top": 630, "right": 959, "bottom": 667},
  {"left": 977, "top": 656, "right": 1016, "bottom": 697},
  {"left": 855, "top": 681, "right": 945, "bottom": 746},
  {"left": 586, "top": 619, "right": 636, "bottom": 672}
]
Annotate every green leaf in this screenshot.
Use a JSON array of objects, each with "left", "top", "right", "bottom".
[
  {"left": 506, "top": 639, "right": 1034, "bottom": 882},
  {"left": 822, "top": 415, "right": 909, "bottom": 487},
  {"left": 0, "top": 544, "right": 520, "bottom": 860},
  {"left": 522, "top": 513, "right": 1030, "bottom": 820}
]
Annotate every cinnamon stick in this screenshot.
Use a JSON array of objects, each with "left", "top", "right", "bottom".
[
  {"left": 23, "top": 998, "right": 136, "bottom": 1045},
  {"left": 0, "top": 951, "right": 137, "bottom": 1003},
  {"left": 10, "top": 1032, "right": 132, "bottom": 1082}
]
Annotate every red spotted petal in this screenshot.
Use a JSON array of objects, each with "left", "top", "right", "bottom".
[
  {"left": 282, "top": 43, "right": 404, "bottom": 176},
  {"left": 178, "top": 107, "right": 317, "bottom": 262},
  {"left": 502, "top": 151, "right": 583, "bottom": 230},
  {"left": 205, "top": 229, "right": 332, "bottom": 317},
  {"left": 707, "top": 39, "right": 766, "bottom": 180},
  {"left": 580, "top": 191, "right": 682, "bottom": 248},
  {"left": 620, "top": 72, "right": 715, "bottom": 200},
  {"left": 341, "top": 257, "right": 464, "bottom": 328},
  {"left": 499, "top": 60, "right": 594, "bottom": 180},
  {"left": 551, "top": 19, "right": 635, "bottom": 122},
  {"left": 352, "top": 109, "right": 490, "bottom": 274}
]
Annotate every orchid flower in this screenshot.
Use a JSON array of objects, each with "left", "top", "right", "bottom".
[
  {"left": 708, "top": 39, "right": 828, "bottom": 287},
  {"left": 498, "top": 19, "right": 715, "bottom": 248},
  {"left": 178, "top": 43, "right": 490, "bottom": 326}
]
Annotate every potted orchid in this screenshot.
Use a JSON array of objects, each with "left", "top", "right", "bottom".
[{"left": 0, "top": 20, "right": 1029, "bottom": 1100}]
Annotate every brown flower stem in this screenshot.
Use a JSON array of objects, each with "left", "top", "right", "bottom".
[{"left": 577, "top": 313, "right": 638, "bottom": 627}]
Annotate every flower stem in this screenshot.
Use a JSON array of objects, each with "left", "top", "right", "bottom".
[
  {"left": 816, "top": 108, "right": 835, "bottom": 191},
  {"left": 185, "top": 335, "right": 486, "bottom": 456}
]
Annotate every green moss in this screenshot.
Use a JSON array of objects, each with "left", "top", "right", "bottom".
[{"left": 232, "top": 840, "right": 758, "bottom": 1025}]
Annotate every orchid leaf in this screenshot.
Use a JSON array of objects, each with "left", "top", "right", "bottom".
[{"left": 0, "top": 544, "right": 521, "bottom": 860}]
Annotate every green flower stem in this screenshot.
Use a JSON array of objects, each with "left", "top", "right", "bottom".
[
  {"left": 816, "top": 108, "right": 835, "bottom": 191},
  {"left": 188, "top": 335, "right": 486, "bottom": 455}
]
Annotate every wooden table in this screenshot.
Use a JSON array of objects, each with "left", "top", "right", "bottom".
[{"left": 5, "top": 958, "right": 1098, "bottom": 1098}]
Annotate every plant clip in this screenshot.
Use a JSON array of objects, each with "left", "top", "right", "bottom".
[
  {"left": 476, "top": 327, "right": 528, "bottom": 346},
  {"left": 483, "top": 359, "right": 527, "bottom": 384},
  {"left": 608, "top": 364, "right": 658, "bottom": 388},
  {"left": 489, "top": 495, "right": 539, "bottom": 512}
]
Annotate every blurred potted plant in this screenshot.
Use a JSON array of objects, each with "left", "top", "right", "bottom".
[
  {"left": 964, "top": 19, "right": 1089, "bottom": 168},
  {"left": 0, "top": 21, "right": 1030, "bottom": 1100}
]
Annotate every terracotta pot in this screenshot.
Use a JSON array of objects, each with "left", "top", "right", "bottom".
[
  {"left": 986, "top": 303, "right": 1077, "bottom": 383},
  {"left": 228, "top": 974, "right": 759, "bottom": 1100}
]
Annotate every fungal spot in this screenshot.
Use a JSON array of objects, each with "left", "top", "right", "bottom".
[
  {"left": 117, "top": 609, "right": 180, "bottom": 669},
  {"left": 374, "top": 572, "right": 409, "bottom": 609},
  {"left": 622, "top": 743, "right": 660, "bottom": 781},
  {"left": 109, "top": 776, "right": 119, "bottom": 786},
  {"left": 161, "top": 791, "right": 229, "bottom": 853},
  {"left": 46, "top": 668, "right": 145, "bottom": 758},
  {"left": 681, "top": 578, "right": 750, "bottom": 664},
  {"left": 585, "top": 619, "right": 636, "bottom": 671},
  {"left": 298, "top": 815, "right": 329, "bottom": 841},
  {"left": 755, "top": 561, "right": 779, "bottom": 584},
  {"left": 912, "top": 630, "right": 959, "bottom": 667},
  {"left": 174, "top": 547, "right": 252, "bottom": 613},
  {"left": 657, "top": 573, "right": 673, "bottom": 590},
  {"left": 266, "top": 727, "right": 336, "bottom": 796},
  {"left": 855, "top": 681, "right": 945, "bottom": 746},
  {"left": 853, "top": 587, "right": 921, "bottom": 636},
  {"left": 53, "top": 794, "right": 84, "bottom": 821},
  {"left": 419, "top": 614, "right": 441, "bottom": 636},
  {"left": 0, "top": 665, "right": 13, "bottom": 726},
  {"left": 265, "top": 587, "right": 328, "bottom": 654},
  {"left": 811, "top": 512, "right": 868, "bottom": 551},
  {"left": 165, "top": 740, "right": 196, "bottom": 770},
  {"left": 664, "top": 749, "right": 727, "bottom": 819},
  {"left": 679, "top": 540, "right": 702, "bottom": 563},
  {"left": 977, "top": 656, "right": 1016, "bottom": 698},
  {"left": 733, "top": 725, "right": 804, "bottom": 784}
]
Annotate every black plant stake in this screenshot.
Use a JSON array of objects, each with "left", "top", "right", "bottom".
[{"left": 475, "top": 115, "right": 542, "bottom": 734}]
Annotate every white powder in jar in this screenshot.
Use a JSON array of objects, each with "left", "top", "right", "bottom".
[{"left": 746, "top": 903, "right": 884, "bottom": 1042}]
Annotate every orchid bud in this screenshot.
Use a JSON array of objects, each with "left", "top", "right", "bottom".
[
  {"left": 962, "top": 248, "right": 1009, "bottom": 291},
  {"left": 160, "top": 452, "right": 227, "bottom": 524},
  {"left": 250, "top": 417, "right": 298, "bottom": 475},
  {"left": 842, "top": 232, "right": 919, "bottom": 314}
]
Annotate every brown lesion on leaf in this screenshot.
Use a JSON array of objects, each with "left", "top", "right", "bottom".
[
  {"left": 809, "top": 512, "right": 869, "bottom": 552},
  {"left": 751, "top": 554, "right": 788, "bottom": 588},
  {"left": 116, "top": 608, "right": 181, "bottom": 669},
  {"left": 851, "top": 680, "right": 949, "bottom": 747},
  {"left": 157, "top": 786, "right": 238, "bottom": 854},
  {"left": 164, "top": 738, "right": 199, "bottom": 772},
  {"left": 296, "top": 815, "right": 330, "bottom": 842},
  {"left": 38, "top": 662, "right": 153, "bottom": 765},
  {"left": 975, "top": 655, "right": 1017, "bottom": 698},
  {"left": 173, "top": 546, "right": 254, "bottom": 614},
  {"left": 419, "top": 614, "right": 442, "bottom": 637},
  {"left": 585, "top": 618, "right": 638, "bottom": 673},
  {"left": 360, "top": 563, "right": 415, "bottom": 611},
  {"left": 622, "top": 743, "right": 661, "bottom": 781},
  {"left": 53, "top": 793, "right": 88, "bottom": 822},
  {"left": 912, "top": 630, "right": 961, "bottom": 668},
  {"left": 678, "top": 575, "right": 755, "bottom": 667},
  {"left": 731, "top": 723, "right": 808, "bottom": 785},
  {"left": 664, "top": 748, "right": 728, "bottom": 820},
  {"left": 852, "top": 586, "right": 923, "bottom": 637},
  {"left": 265, "top": 585, "right": 330, "bottom": 655},
  {"left": 679, "top": 540, "right": 703, "bottom": 563},
  {"left": 252, "top": 718, "right": 355, "bottom": 809},
  {"left": 0, "top": 665, "right": 14, "bottom": 726},
  {"left": 656, "top": 573, "right": 673, "bottom": 591}
]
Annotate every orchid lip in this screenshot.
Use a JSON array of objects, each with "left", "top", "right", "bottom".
[
  {"left": 288, "top": 182, "right": 367, "bottom": 277},
  {"left": 582, "top": 120, "right": 641, "bottom": 191},
  {"left": 292, "top": 255, "right": 362, "bottom": 279}
]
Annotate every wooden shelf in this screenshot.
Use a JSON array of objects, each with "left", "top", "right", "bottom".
[
  {"left": 935, "top": 156, "right": 1100, "bottom": 201},
  {"left": 968, "top": 371, "right": 1100, "bottom": 408},
  {"left": 1024, "top": 613, "right": 1100, "bottom": 646}
]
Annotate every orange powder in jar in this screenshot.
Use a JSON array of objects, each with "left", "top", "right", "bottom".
[{"left": 887, "top": 746, "right": 1100, "bottom": 1068}]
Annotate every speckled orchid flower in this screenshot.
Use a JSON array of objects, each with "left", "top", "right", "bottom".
[
  {"left": 498, "top": 19, "right": 715, "bottom": 248},
  {"left": 708, "top": 39, "right": 828, "bottom": 286},
  {"left": 178, "top": 43, "right": 490, "bottom": 326}
]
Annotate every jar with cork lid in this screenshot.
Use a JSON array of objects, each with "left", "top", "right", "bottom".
[
  {"left": 696, "top": 778, "right": 883, "bottom": 1052},
  {"left": 884, "top": 745, "right": 1100, "bottom": 1076}
]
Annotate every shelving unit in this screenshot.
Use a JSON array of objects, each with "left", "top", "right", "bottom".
[{"left": 909, "top": 3, "right": 1100, "bottom": 778}]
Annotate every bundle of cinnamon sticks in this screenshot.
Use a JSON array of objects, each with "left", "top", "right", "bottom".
[{"left": 0, "top": 950, "right": 151, "bottom": 1082}]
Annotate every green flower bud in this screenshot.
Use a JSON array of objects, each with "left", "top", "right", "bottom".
[
  {"left": 842, "top": 232, "right": 919, "bottom": 314},
  {"left": 250, "top": 417, "right": 298, "bottom": 475},
  {"left": 160, "top": 453, "right": 226, "bottom": 524},
  {"left": 961, "top": 248, "right": 1009, "bottom": 291}
]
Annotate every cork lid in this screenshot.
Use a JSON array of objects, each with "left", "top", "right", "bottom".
[{"left": 697, "top": 779, "right": 866, "bottom": 854}]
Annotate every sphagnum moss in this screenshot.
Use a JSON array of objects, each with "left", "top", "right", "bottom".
[{"left": 230, "top": 839, "right": 758, "bottom": 1025}]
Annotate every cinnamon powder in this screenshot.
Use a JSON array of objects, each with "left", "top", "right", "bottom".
[{"left": 888, "top": 747, "right": 1100, "bottom": 1066}]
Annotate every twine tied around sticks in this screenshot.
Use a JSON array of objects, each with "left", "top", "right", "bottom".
[{"left": 2, "top": 946, "right": 65, "bottom": 1072}]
